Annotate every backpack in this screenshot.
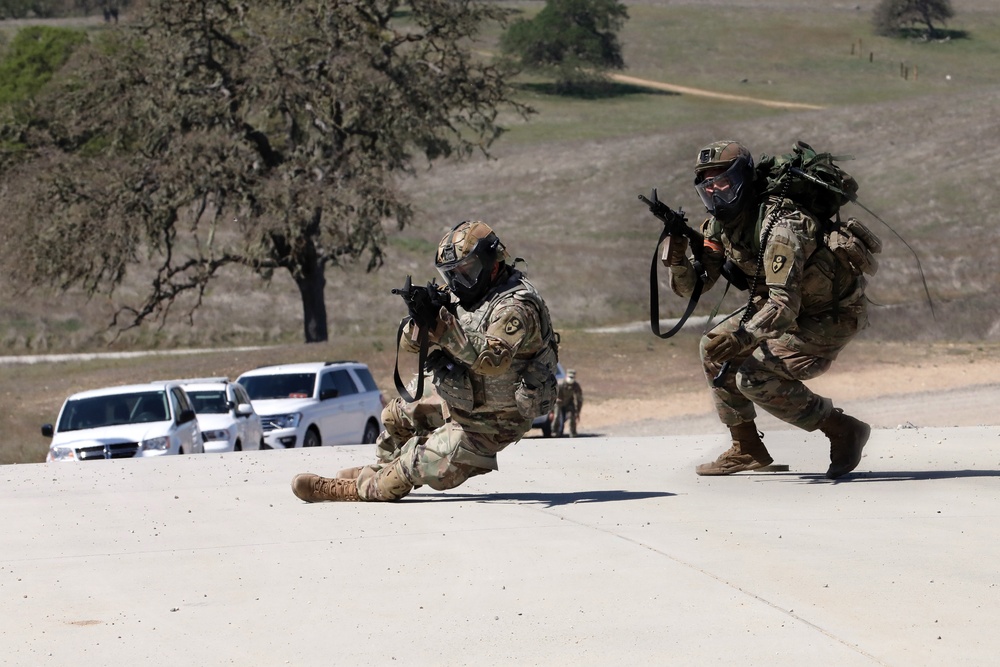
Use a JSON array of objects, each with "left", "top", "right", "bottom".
[{"left": 755, "top": 141, "right": 881, "bottom": 277}]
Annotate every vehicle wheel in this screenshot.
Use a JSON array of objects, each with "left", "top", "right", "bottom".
[
  {"left": 362, "top": 419, "right": 380, "bottom": 444},
  {"left": 540, "top": 419, "right": 551, "bottom": 438},
  {"left": 234, "top": 440, "right": 242, "bottom": 452},
  {"left": 302, "top": 428, "right": 321, "bottom": 448},
  {"left": 260, "top": 437, "right": 269, "bottom": 450}
]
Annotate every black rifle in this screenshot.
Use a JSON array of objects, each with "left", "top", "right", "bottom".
[
  {"left": 639, "top": 188, "right": 707, "bottom": 339},
  {"left": 391, "top": 276, "right": 455, "bottom": 330},
  {"left": 638, "top": 189, "right": 705, "bottom": 267},
  {"left": 390, "top": 276, "right": 456, "bottom": 402}
]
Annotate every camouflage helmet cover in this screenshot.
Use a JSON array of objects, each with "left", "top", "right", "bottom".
[
  {"left": 435, "top": 220, "right": 508, "bottom": 268},
  {"left": 694, "top": 140, "right": 753, "bottom": 177},
  {"left": 693, "top": 140, "right": 756, "bottom": 223},
  {"left": 435, "top": 221, "right": 509, "bottom": 306}
]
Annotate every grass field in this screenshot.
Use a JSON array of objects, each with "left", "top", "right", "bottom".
[{"left": 2, "top": 2, "right": 1000, "bottom": 463}]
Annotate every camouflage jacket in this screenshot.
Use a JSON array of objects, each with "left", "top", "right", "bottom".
[
  {"left": 556, "top": 380, "right": 583, "bottom": 411},
  {"left": 669, "top": 197, "right": 866, "bottom": 343},
  {"left": 402, "top": 269, "right": 558, "bottom": 446}
]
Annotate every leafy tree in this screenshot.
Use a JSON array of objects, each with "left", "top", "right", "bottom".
[
  {"left": 0, "top": 26, "right": 87, "bottom": 106},
  {"left": 0, "top": 0, "right": 56, "bottom": 18},
  {"left": 0, "top": 0, "right": 526, "bottom": 343},
  {"left": 501, "top": 0, "right": 628, "bottom": 92},
  {"left": 872, "top": 0, "right": 954, "bottom": 38}
]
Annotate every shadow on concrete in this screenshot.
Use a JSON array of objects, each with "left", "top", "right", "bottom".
[
  {"left": 761, "top": 470, "right": 1000, "bottom": 484},
  {"left": 523, "top": 432, "right": 606, "bottom": 440},
  {"left": 407, "top": 489, "right": 676, "bottom": 507},
  {"left": 832, "top": 469, "right": 1000, "bottom": 483}
]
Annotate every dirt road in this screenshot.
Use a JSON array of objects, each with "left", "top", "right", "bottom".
[
  {"left": 569, "top": 346, "right": 1000, "bottom": 437},
  {"left": 609, "top": 73, "right": 826, "bottom": 110}
]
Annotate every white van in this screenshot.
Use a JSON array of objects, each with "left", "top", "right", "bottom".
[{"left": 42, "top": 381, "right": 205, "bottom": 462}]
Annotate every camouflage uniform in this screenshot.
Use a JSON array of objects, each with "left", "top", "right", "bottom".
[
  {"left": 356, "top": 270, "right": 558, "bottom": 500},
  {"left": 554, "top": 373, "right": 583, "bottom": 437},
  {"left": 670, "top": 200, "right": 868, "bottom": 431},
  {"left": 291, "top": 221, "right": 559, "bottom": 503},
  {"left": 666, "top": 140, "right": 872, "bottom": 479}
]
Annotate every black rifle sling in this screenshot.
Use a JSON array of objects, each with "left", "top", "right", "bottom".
[
  {"left": 392, "top": 317, "right": 428, "bottom": 403},
  {"left": 650, "top": 224, "right": 704, "bottom": 339}
]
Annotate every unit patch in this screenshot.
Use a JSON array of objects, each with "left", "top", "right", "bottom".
[{"left": 765, "top": 237, "right": 795, "bottom": 286}]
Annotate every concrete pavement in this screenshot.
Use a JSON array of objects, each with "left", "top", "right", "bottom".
[{"left": 2, "top": 425, "right": 1000, "bottom": 666}]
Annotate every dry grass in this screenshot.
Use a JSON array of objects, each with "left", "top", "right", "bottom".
[{"left": 3, "top": 3, "right": 1000, "bottom": 462}]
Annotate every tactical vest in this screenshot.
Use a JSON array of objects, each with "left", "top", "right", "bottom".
[{"left": 433, "top": 271, "right": 559, "bottom": 429}]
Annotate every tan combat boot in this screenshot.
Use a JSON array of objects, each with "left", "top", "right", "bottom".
[
  {"left": 818, "top": 409, "right": 870, "bottom": 480},
  {"left": 696, "top": 421, "right": 774, "bottom": 476},
  {"left": 335, "top": 466, "right": 366, "bottom": 480},
  {"left": 291, "top": 473, "right": 362, "bottom": 502}
]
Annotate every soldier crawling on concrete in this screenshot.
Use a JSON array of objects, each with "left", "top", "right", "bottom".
[
  {"left": 291, "top": 221, "right": 559, "bottom": 502},
  {"left": 663, "top": 140, "right": 878, "bottom": 479}
]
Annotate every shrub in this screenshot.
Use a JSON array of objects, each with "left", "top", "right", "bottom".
[
  {"left": 0, "top": 25, "right": 88, "bottom": 106},
  {"left": 872, "top": 0, "right": 955, "bottom": 38},
  {"left": 501, "top": 0, "right": 628, "bottom": 93}
]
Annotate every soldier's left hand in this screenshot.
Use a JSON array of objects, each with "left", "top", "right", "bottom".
[
  {"left": 424, "top": 306, "right": 453, "bottom": 343},
  {"left": 704, "top": 328, "right": 755, "bottom": 363}
]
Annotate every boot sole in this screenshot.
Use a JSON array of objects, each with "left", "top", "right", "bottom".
[{"left": 696, "top": 458, "right": 774, "bottom": 476}]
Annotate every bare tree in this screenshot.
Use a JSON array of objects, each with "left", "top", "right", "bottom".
[{"left": 0, "top": 0, "right": 526, "bottom": 342}]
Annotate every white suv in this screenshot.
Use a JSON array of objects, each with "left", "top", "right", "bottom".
[
  {"left": 236, "top": 361, "right": 385, "bottom": 449},
  {"left": 43, "top": 381, "right": 205, "bottom": 462},
  {"left": 177, "top": 377, "right": 265, "bottom": 454}
]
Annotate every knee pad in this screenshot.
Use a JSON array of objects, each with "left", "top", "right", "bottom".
[{"left": 374, "top": 460, "right": 414, "bottom": 501}]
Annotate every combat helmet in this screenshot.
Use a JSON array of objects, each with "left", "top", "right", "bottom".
[
  {"left": 435, "top": 221, "right": 509, "bottom": 308},
  {"left": 693, "top": 140, "right": 755, "bottom": 223}
]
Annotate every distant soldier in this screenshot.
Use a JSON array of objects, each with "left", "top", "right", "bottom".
[
  {"left": 291, "top": 221, "right": 559, "bottom": 502},
  {"left": 665, "top": 140, "right": 876, "bottom": 479},
  {"left": 554, "top": 369, "right": 584, "bottom": 437}
]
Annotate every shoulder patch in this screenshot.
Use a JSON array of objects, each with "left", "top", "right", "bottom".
[{"left": 765, "top": 237, "right": 795, "bottom": 286}]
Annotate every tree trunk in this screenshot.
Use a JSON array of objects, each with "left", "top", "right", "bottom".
[{"left": 292, "top": 253, "right": 329, "bottom": 344}]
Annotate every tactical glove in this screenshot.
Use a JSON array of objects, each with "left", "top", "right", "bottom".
[
  {"left": 662, "top": 234, "right": 689, "bottom": 267},
  {"left": 704, "top": 328, "right": 755, "bottom": 364}
]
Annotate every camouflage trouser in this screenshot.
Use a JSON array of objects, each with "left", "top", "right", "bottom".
[
  {"left": 554, "top": 406, "right": 577, "bottom": 437},
  {"left": 374, "top": 394, "right": 447, "bottom": 464},
  {"left": 355, "top": 396, "right": 506, "bottom": 501},
  {"left": 702, "top": 302, "right": 868, "bottom": 431}
]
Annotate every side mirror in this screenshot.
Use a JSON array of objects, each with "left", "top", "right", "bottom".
[
  {"left": 41, "top": 424, "right": 54, "bottom": 437},
  {"left": 319, "top": 389, "right": 339, "bottom": 401},
  {"left": 177, "top": 409, "right": 197, "bottom": 425},
  {"left": 235, "top": 403, "right": 253, "bottom": 417}
]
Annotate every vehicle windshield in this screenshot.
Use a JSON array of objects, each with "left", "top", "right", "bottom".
[
  {"left": 186, "top": 390, "right": 229, "bottom": 414},
  {"left": 239, "top": 373, "right": 316, "bottom": 400},
  {"left": 57, "top": 391, "right": 170, "bottom": 432}
]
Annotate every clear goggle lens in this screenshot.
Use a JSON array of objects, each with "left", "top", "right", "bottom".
[
  {"left": 694, "top": 159, "right": 747, "bottom": 211},
  {"left": 438, "top": 254, "right": 484, "bottom": 290}
]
